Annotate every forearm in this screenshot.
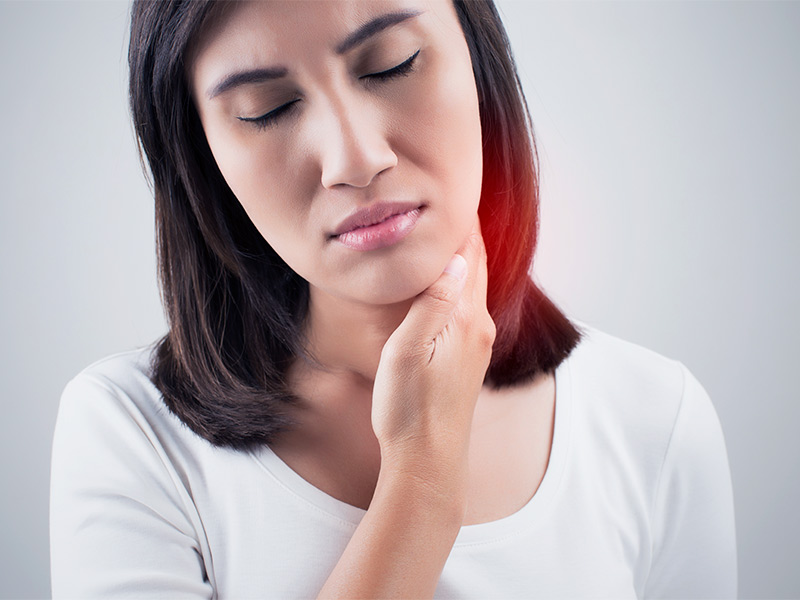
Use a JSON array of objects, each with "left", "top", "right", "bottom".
[{"left": 317, "top": 454, "right": 466, "bottom": 599}]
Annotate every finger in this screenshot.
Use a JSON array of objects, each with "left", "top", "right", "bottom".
[
  {"left": 454, "top": 215, "right": 489, "bottom": 307},
  {"left": 472, "top": 220, "right": 489, "bottom": 309},
  {"left": 388, "top": 253, "right": 468, "bottom": 349},
  {"left": 470, "top": 215, "right": 489, "bottom": 301}
]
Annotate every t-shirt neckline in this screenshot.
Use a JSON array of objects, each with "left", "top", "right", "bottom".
[{"left": 250, "top": 357, "right": 573, "bottom": 546}]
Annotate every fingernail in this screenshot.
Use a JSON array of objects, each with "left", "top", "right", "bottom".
[{"left": 443, "top": 254, "right": 467, "bottom": 281}]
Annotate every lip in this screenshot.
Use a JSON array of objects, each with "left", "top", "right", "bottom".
[{"left": 330, "top": 201, "right": 424, "bottom": 252}]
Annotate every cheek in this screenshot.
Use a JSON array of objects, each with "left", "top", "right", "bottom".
[
  {"left": 440, "top": 61, "right": 483, "bottom": 236},
  {"left": 397, "top": 42, "right": 482, "bottom": 198},
  {"left": 407, "top": 49, "right": 483, "bottom": 232},
  {"left": 204, "top": 123, "right": 317, "bottom": 270}
]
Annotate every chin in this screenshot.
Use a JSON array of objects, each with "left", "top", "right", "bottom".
[
  {"left": 364, "top": 272, "right": 440, "bottom": 306},
  {"left": 335, "top": 256, "right": 447, "bottom": 307}
]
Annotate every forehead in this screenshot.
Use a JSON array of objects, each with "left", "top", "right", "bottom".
[{"left": 188, "top": 0, "right": 459, "bottom": 87}]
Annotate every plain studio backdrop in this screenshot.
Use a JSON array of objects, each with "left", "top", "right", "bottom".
[{"left": 1, "top": 1, "right": 797, "bottom": 598}]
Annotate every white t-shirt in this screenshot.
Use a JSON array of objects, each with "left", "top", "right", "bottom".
[{"left": 50, "top": 325, "right": 737, "bottom": 598}]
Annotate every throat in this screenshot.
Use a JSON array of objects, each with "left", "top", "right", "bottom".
[{"left": 299, "top": 285, "right": 413, "bottom": 384}]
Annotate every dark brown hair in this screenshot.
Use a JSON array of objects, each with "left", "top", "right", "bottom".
[{"left": 128, "top": 0, "right": 582, "bottom": 450}]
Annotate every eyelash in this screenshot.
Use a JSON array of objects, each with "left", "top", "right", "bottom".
[
  {"left": 361, "top": 48, "right": 420, "bottom": 85},
  {"left": 238, "top": 49, "right": 421, "bottom": 131}
]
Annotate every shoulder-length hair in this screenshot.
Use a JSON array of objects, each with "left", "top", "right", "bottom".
[{"left": 128, "top": 0, "right": 582, "bottom": 450}]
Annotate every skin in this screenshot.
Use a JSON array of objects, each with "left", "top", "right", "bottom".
[{"left": 188, "top": 1, "right": 556, "bottom": 594}]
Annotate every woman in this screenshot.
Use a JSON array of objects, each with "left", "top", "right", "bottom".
[{"left": 50, "top": 0, "right": 737, "bottom": 597}]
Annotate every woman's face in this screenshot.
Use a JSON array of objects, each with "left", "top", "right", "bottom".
[{"left": 188, "top": 0, "right": 482, "bottom": 306}]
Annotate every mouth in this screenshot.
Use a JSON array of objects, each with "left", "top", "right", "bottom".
[{"left": 330, "top": 202, "right": 425, "bottom": 252}]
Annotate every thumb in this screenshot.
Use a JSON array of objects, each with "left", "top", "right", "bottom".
[{"left": 389, "top": 254, "right": 468, "bottom": 348}]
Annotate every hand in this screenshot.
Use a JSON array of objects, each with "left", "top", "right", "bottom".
[{"left": 371, "top": 216, "right": 496, "bottom": 468}]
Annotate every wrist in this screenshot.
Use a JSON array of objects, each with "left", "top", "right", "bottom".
[{"left": 378, "top": 441, "right": 469, "bottom": 519}]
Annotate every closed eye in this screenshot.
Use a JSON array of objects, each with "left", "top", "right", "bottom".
[
  {"left": 361, "top": 49, "right": 420, "bottom": 83},
  {"left": 238, "top": 49, "right": 421, "bottom": 130},
  {"left": 237, "top": 99, "right": 301, "bottom": 130}
]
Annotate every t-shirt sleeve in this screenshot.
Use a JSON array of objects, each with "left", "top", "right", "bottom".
[
  {"left": 50, "top": 372, "right": 214, "bottom": 598},
  {"left": 644, "top": 363, "right": 737, "bottom": 599}
]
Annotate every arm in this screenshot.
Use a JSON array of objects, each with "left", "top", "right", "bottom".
[
  {"left": 318, "top": 219, "right": 494, "bottom": 598},
  {"left": 644, "top": 364, "right": 738, "bottom": 599},
  {"left": 316, "top": 455, "right": 466, "bottom": 599}
]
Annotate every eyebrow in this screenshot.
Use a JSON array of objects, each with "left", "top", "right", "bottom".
[
  {"left": 208, "top": 66, "right": 288, "bottom": 100},
  {"left": 206, "top": 9, "right": 423, "bottom": 100},
  {"left": 335, "top": 9, "right": 422, "bottom": 55}
]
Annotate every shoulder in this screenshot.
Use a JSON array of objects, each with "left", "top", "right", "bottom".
[
  {"left": 560, "top": 322, "right": 736, "bottom": 593},
  {"left": 569, "top": 322, "right": 688, "bottom": 395},
  {"left": 565, "top": 322, "right": 707, "bottom": 431},
  {"left": 54, "top": 343, "right": 210, "bottom": 473},
  {"left": 52, "top": 343, "right": 215, "bottom": 541},
  {"left": 59, "top": 346, "right": 158, "bottom": 440},
  {"left": 61, "top": 344, "right": 160, "bottom": 410},
  {"left": 561, "top": 321, "right": 726, "bottom": 497}
]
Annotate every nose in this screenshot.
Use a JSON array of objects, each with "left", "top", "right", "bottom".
[{"left": 318, "top": 96, "right": 398, "bottom": 189}]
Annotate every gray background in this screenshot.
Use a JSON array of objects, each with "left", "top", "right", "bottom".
[{"left": 0, "top": 0, "right": 797, "bottom": 597}]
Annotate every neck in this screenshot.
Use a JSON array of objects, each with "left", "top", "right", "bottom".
[{"left": 298, "top": 286, "right": 414, "bottom": 385}]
